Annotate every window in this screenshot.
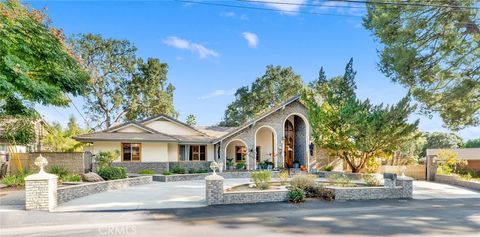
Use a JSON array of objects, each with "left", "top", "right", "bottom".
[
  {"left": 122, "top": 143, "right": 141, "bottom": 161},
  {"left": 179, "top": 145, "right": 206, "bottom": 161},
  {"left": 235, "top": 146, "right": 246, "bottom": 162}
]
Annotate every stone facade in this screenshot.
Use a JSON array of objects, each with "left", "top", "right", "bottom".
[
  {"left": 143, "top": 171, "right": 279, "bottom": 182},
  {"left": 223, "top": 189, "right": 289, "bottom": 204},
  {"left": 205, "top": 175, "right": 224, "bottom": 205},
  {"left": 106, "top": 161, "right": 211, "bottom": 174},
  {"left": 435, "top": 174, "right": 480, "bottom": 191},
  {"left": 325, "top": 177, "right": 413, "bottom": 200},
  {"left": 219, "top": 100, "right": 315, "bottom": 170},
  {"left": 25, "top": 173, "right": 58, "bottom": 211},
  {"left": 57, "top": 176, "right": 152, "bottom": 204}
]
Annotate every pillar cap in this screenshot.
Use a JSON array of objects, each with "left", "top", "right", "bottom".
[
  {"left": 25, "top": 172, "right": 58, "bottom": 181},
  {"left": 205, "top": 174, "right": 224, "bottom": 180}
]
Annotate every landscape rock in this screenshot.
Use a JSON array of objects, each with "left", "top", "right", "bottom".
[{"left": 81, "top": 172, "right": 104, "bottom": 182}]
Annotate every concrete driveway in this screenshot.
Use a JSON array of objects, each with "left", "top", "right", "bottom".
[
  {"left": 413, "top": 181, "right": 479, "bottom": 199},
  {"left": 54, "top": 178, "right": 250, "bottom": 212}
]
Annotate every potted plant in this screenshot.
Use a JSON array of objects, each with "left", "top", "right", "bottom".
[
  {"left": 236, "top": 161, "right": 246, "bottom": 170},
  {"left": 226, "top": 158, "right": 235, "bottom": 171}
]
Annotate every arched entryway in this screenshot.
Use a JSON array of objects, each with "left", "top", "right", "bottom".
[
  {"left": 224, "top": 139, "right": 249, "bottom": 170},
  {"left": 254, "top": 126, "right": 277, "bottom": 169},
  {"left": 283, "top": 114, "right": 308, "bottom": 169}
]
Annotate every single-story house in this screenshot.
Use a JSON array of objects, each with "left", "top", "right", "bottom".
[
  {"left": 76, "top": 96, "right": 329, "bottom": 173},
  {"left": 427, "top": 148, "right": 480, "bottom": 171}
]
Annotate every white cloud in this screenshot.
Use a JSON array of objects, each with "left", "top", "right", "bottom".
[
  {"left": 242, "top": 32, "right": 259, "bottom": 48},
  {"left": 163, "top": 36, "right": 219, "bottom": 59},
  {"left": 198, "top": 89, "right": 235, "bottom": 100},
  {"left": 259, "top": 0, "right": 306, "bottom": 14}
]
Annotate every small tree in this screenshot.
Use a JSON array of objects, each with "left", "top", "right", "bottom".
[
  {"left": 185, "top": 114, "right": 196, "bottom": 126},
  {"left": 304, "top": 59, "right": 419, "bottom": 173}
]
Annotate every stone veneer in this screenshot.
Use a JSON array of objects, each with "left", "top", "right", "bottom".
[
  {"left": 435, "top": 174, "right": 480, "bottom": 191},
  {"left": 57, "top": 176, "right": 152, "bottom": 204},
  {"left": 25, "top": 173, "right": 58, "bottom": 211},
  {"left": 218, "top": 100, "right": 313, "bottom": 171},
  {"left": 140, "top": 171, "right": 279, "bottom": 182},
  {"left": 106, "top": 161, "right": 211, "bottom": 174},
  {"left": 325, "top": 177, "right": 413, "bottom": 200}
]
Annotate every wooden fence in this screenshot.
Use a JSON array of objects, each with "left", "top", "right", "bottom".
[{"left": 378, "top": 165, "right": 426, "bottom": 180}]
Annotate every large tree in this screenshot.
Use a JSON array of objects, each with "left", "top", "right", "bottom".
[
  {"left": 70, "top": 34, "right": 177, "bottom": 129},
  {"left": 219, "top": 65, "right": 304, "bottom": 127},
  {"left": 304, "top": 59, "right": 419, "bottom": 173},
  {"left": 363, "top": 0, "right": 479, "bottom": 130},
  {"left": 43, "top": 116, "right": 88, "bottom": 152},
  {"left": 0, "top": 0, "right": 88, "bottom": 112},
  {"left": 420, "top": 132, "right": 464, "bottom": 157},
  {"left": 464, "top": 138, "right": 480, "bottom": 148}
]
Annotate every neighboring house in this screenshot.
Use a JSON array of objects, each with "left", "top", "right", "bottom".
[
  {"left": 0, "top": 118, "right": 49, "bottom": 155},
  {"left": 427, "top": 148, "right": 480, "bottom": 171},
  {"left": 75, "top": 96, "right": 325, "bottom": 172}
]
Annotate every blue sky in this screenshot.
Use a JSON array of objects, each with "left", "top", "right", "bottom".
[{"left": 28, "top": 0, "right": 479, "bottom": 140}]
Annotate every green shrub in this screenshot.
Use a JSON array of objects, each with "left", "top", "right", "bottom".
[
  {"left": 288, "top": 186, "right": 305, "bottom": 203},
  {"left": 251, "top": 171, "right": 272, "bottom": 190},
  {"left": 328, "top": 174, "right": 352, "bottom": 187},
  {"left": 97, "top": 166, "right": 127, "bottom": 180},
  {"left": 305, "top": 184, "right": 324, "bottom": 198},
  {"left": 170, "top": 165, "right": 186, "bottom": 174},
  {"left": 323, "top": 165, "right": 334, "bottom": 171},
  {"left": 321, "top": 189, "right": 335, "bottom": 201},
  {"left": 138, "top": 169, "right": 155, "bottom": 175},
  {"left": 62, "top": 174, "right": 82, "bottom": 182},
  {"left": 96, "top": 150, "right": 119, "bottom": 167},
  {"left": 363, "top": 174, "right": 380, "bottom": 186},
  {"left": 278, "top": 170, "right": 289, "bottom": 185},
  {"left": 162, "top": 171, "right": 172, "bottom": 175},
  {"left": 189, "top": 168, "right": 209, "bottom": 174},
  {"left": 2, "top": 175, "right": 19, "bottom": 187},
  {"left": 236, "top": 161, "right": 246, "bottom": 170},
  {"left": 290, "top": 174, "right": 317, "bottom": 192},
  {"left": 48, "top": 165, "right": 69, "bottom": 178}
]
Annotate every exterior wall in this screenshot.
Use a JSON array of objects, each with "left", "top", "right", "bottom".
[
  {"left": 115, "top": 125, "right": 147, "bottom": 133},
  {"left": 294, "top": 116, "right": 307, "bottom": 167},
  {"left": 466, "top": 160, "right": 480, "bottom": 170},
  {"left": 144, "top": 120, "right": 200, "bottom": 136},
  {"left": 378, "top": 165, "right": 426, "bottom": 180},
  {"left": 111, "top": 162, "right": 169, "bottom": 173},
  {"left": 92, "top": 141, "right": 119, "bottom": 160},
  {"left": 207, "top": 144, "right": 215, "bottom": 161},
  {"left": 168, "top": 143, "right": 179, "bottom": 161},
  {"left": 142, "top": 142, "right": 168, "bottom": 162},
  {"left": 219, "top": 101, "right": 312, "bottom": 170},
  {"left": 225, "top": 140, "right": 247, "bottom": 161}
]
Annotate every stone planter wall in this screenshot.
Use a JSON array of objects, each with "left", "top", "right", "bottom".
[
  {"left": 223, "top": 189, "right": 289, "bottom": 204},
  {"left": 318, "top": 171, "right": 363, "bottom": 180},
  {"left": 435, "top": 174, "right": 480, "bottom": 191},
  {"left": 325, "top": 177, "right": 413, "bottom": 200},
  {"left": 57, "top": 176, "right": 152, "bottom": 204}
]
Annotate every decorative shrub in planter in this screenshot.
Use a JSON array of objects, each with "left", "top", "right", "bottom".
[
  {"left": 278, "top": 170, "right": 289, "bottom": 185},
  {"left": 288, "top": 186, "right": 305, "bottom": 203},
  {"left": 235, "top": 161, "right": 246, "bottom": 170},
  {"left": 323, "top": 165, "right": 334, "bottom": 171},
  {"left": 290, "top": 174, "right": 317, "bottom": 191},
  {"left": 62, "top": 174, "right": 82, "bottom": 182},
  {"left": 363, "top": 173, "right": 380, "bottom": 186},
  {"left": 251, "top": 171, "right": 272, "bottom": 190},
  {"left": 97, "top": 166, "right": 127, "bottom": 180},
  {"left": 170, "top": 165, "right": 186, "bottom": 174},
  {"left": 138, "top": 169, "right": 155, "bottom": 175}
]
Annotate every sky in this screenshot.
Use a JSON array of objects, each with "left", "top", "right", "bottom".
[{"left": 27, "top": 0, "right": 479, "bottom": 140}]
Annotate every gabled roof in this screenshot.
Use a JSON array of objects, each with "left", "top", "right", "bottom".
[
  {"left": 139, "top": 114, "right": 210, "bottom": 137},
  {"left": 212, "top": 96, "right": 303, "bottom": 144},
  {"left": 75, "top": 132, "right": 178, "bottom": 142},
  {"left": 104, "top": 121, "right": 158, "bottom": 134},
  {"left": 427, "top": 148, "right": 480, "bottom": 160}
]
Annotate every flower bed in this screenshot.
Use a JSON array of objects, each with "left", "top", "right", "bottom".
[{"left": 435, "top": 174, "right": 480, "bottom": 191}]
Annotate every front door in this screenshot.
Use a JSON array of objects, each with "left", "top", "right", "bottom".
[{"left": 284, "top": 120, "right": 294, "bottom": 168}]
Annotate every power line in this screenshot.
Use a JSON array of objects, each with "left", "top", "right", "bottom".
[
  {"left": 175, "top": 0, "right": 363, "bottom": 17},
  {"left": 66, "top": 94, "right": 88, "bottom": 123}
]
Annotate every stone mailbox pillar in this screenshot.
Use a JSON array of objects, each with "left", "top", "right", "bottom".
[
  {"left": 25, "top": 155, "right": 58, "bottom": 211},
  {"left": 396, "top": 177, "right": 413, "bottom": 199},
  {"left": 383, "top": 173, "right": 397, "bottom": 189},
  {"left": 205, "top": 174, "right": 224, "bottom": 205}
]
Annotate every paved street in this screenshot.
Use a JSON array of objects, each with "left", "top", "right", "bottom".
[{"left": 1, "top": 180, "right": 479, "bottom": 236}]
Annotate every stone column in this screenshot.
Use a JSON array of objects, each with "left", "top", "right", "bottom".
[
  {"left": 25, "top": 172, "right": 58, "bottom": 211},
  {"left": 396, "top": 177, "right": 413, "bottom": 199},
  {"left": 384, "top": 178, "right": 396, "bottom": 189},
  {"left": 426, "top": 155, "right": 437, "bottom": 181},
  {"left": 205, "top": 174, "right": 224, "bottom": 205}
]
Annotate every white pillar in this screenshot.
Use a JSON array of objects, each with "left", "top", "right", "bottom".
[{"left": 25, "top": 172, "right": 58, "bottom": 211}]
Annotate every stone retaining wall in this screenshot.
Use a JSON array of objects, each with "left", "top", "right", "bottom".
[
  {"left": 57, "top": 176, "right": 152, "bottom": 204},
  {"left": 435, "top": 174, "right": 480, "bottom": 191},
  {"left": 223, "top": 189, "right": 289, "bottom": 204},
  {"left": 325, "top": 177, "right": 413, "bottom": 200},
  {"left": 318, "top": 171, "right": 363, "bottom": 180}
]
